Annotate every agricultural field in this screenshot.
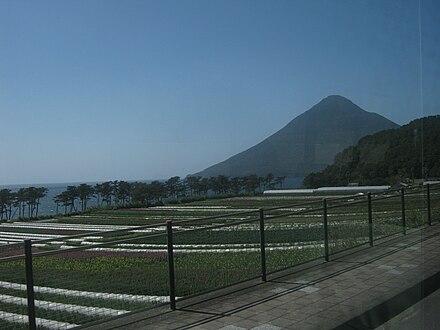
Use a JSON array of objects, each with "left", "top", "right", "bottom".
[{"left": 0, "top": 185, "right": 438, "bottom": 329}]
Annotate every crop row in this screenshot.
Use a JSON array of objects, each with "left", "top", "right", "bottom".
[{"left": 0, "top": 189, "right": 438, "bottom": 328}]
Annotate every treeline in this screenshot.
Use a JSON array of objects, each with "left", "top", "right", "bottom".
[
  {"left": 53, "top": 174, "right": 286, "bottom": 214},
  {"left": 0, "top": 187, "right": 48, "bottom": 220},
  {"left": 304, "top": 116, "right": 440, "bottom": 188},
  {"left": 1, "top": 174, "right": 285, "bottom": 220}
]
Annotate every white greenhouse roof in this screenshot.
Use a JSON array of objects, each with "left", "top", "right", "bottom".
[
  {"left": 316, "top": 186, "right": 391, "bottom": 192},
  {"left": 264, "top": 186, "right": 391, "bottom": 195},
  {"left": 423, "top": 181, "right": 440, "bottom": 185},
  {"left": 263, "top": 189, "right": 315, "bottom": 195}
]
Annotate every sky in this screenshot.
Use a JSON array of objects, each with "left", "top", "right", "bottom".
[{"left": 1, "top": 0, "right": 440, "bottom": 185}]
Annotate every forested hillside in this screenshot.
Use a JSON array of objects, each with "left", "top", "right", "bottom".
[{"left": 303, "top": 116, "right": 440, "bottom": 188}]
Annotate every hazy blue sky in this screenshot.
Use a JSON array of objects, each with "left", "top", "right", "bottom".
[{"left": 1, "top": 0, "right": 439, "bottom": 185}]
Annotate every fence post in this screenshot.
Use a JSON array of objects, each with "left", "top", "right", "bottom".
[
  {"left": 368, "top": 193, "right": 373, "bottom": 247},
  {"left": 24, "top": 240, "right": 36, "bottom": 330},
  {"left": 166, "top": 221, "right": 176, "bottom": 310},
  {"left": 323, "top": 199, "right": 329, "bottom": 262},
  {"left": 259, "top": 208, "right": 267, "bottom": 282},
  {"left": 427, "top": 184, "right": 432, "bottom": 226},
  {"left": 401, "top": 188, "right": 406, "bottom": 235}
]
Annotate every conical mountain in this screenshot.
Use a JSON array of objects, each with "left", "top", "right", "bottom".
[{"left": 194, "top": 95, "right": 399, "bottom": 178}]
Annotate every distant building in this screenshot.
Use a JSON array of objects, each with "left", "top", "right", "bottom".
[
  {"left": 263, "top": 189, "right": 315, "bottom": 195},
  {"left": 316, "top": 186, "right": 391, "bottom": 193},
  {"left": 263, "top": 185, "right": 390, "bottom": 196},
  {"left": 423, "top": 181, "right": 440, "bottom": 186},
  {"left": 406, "top": 179, "right": 440, "bottom": 186}
]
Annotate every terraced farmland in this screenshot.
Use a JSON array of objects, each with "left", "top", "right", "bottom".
[{"left": 0, "top": 185, "right": 439, "bottom": 329}]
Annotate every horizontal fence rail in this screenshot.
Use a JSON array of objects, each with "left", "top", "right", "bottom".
[{"left": 0, "top": 183, "right": 438, "bottom": 329}]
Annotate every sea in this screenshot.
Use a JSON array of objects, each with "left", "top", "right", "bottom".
[{"left": 0, "top": 177, "right": 303, "bottom": 219}]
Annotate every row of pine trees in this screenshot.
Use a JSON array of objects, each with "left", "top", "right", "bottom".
[
  {"left": 0, "top": 187, "right": 48, "bottom": 220},
  {"left": 0, "top": 174, "right": 285, "bottom": 220}
]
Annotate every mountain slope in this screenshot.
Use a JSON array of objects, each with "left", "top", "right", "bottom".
[
  {"left": 195, "top": 95, "right": 399, "bottom": 178},
  {"left": 303, "top": 115, "right": 440, "bottom": 187}
]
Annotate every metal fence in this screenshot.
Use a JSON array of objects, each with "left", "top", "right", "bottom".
[{"left": 0, "top": 183, "right": 439, "bottom": 329}]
